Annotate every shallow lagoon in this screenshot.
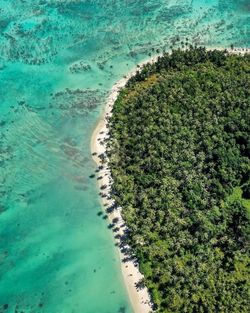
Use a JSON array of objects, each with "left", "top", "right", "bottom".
[{"left": 0, "top": 1, "right": 249, "bottom": 312}]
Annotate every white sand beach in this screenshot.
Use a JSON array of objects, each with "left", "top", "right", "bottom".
[{"left": 91, "top": 56, "right": 160, "bottom": 313}]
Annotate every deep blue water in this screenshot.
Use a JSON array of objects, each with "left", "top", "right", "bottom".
[{"left": 0, "top": 1, "right": 249, "bottom": 312}]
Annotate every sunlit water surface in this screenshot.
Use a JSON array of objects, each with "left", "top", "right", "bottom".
[{"left": 0, "top": 1, "right": 249, "bottom": 312}]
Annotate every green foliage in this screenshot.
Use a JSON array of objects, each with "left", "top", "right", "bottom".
[{"left": 107, "top": 48, "right": 250, "bottom": 312}]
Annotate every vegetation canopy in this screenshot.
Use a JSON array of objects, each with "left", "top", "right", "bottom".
[{"left": 107, "top": 48, "right": 250, "bottom": 313}]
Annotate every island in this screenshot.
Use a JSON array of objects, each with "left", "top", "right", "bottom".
[{"left": 98, "top": 47, "right": 250, "bottom": 313}]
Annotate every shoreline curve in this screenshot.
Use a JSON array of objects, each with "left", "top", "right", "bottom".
[{"left": 91, "top": 55, "right": 159, "bottom": 313}]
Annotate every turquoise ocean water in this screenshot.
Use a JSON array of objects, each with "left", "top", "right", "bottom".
[{"left": 0, "top": 1, "right": 249, "bottom": 312}]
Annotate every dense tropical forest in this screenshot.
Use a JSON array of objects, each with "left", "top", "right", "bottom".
[{"left": 106, "top": 48, "right": 250, "bottom": 312}]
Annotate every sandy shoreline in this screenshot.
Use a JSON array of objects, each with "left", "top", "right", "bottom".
[
  {"left": 90, "top": 47, "right": 249, "bottom": 313},
  {"left": 91, "top": 56, "right": 159, "bottom": 313}
]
